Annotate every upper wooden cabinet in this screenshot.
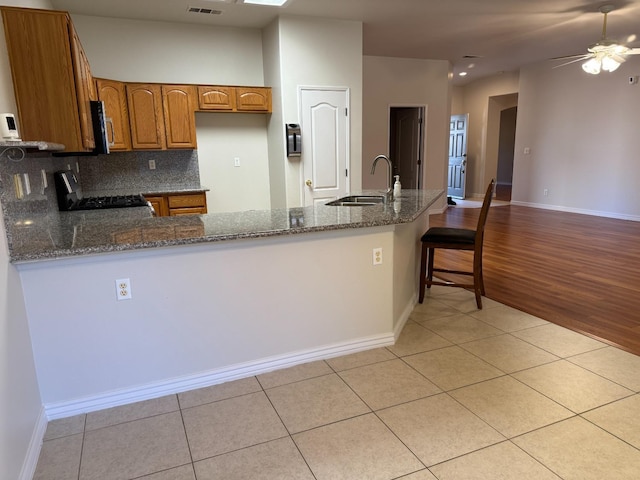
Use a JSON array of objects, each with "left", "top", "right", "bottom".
[
  {"left": 235, "top": 87, "right": 271, "bottom": 112},
  {"left": 95, "top": 78, "right": 132, "bottom": 151},
  {"left": 197, "top": 86, "right": 272, "bottom": 113},
  {"left": 198, "top": 86, "right": 235, "bottom": 111},
  {"left": 126, "top": 83, "right": 166, "bottom": 150},
  {"left": 1, "top": 7, "right": 97, "bottom": 152},
  {"left": 162, "top": 85, "right": 197, "bottom": 148},
  {"left": 126, "top": 83, "right": 198, "bottom": 150}
]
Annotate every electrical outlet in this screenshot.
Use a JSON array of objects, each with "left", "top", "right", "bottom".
[
  {"left": 372, "top": 247, "right": 383, "bottom": 265},
  {"left": 543, "top": 189, "right": 549, "bottom": 196},
  {"left": 234, "top": 157, "right": 240, "bottom": 167},
  {"left": 116, "top": 278, "right": 132, "bottom": 300},
  {"left": 149, "top": 159, "right": 156, "bottom": 170}
]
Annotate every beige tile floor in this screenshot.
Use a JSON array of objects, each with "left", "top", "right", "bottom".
[{"left": 36, "top": 286, "right": 640, "bottom": 480}]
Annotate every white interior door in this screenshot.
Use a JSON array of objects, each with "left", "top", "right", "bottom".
[
  {"left": 448, "top": 114, "right": 468, "bottom": 199},
  {"left": 300, "top": 88, "right": 349, "bottom": 206}
]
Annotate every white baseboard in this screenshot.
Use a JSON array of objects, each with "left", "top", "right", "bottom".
[
  {"left": 394, "top": 293, "right": 418, "bottom": 340},
  {"left": 44, "top": 332, "right": 396, "bottom": 420},
  {"left": 19, "top": 406, "right": 47, "bottom": 480},
  {"left": 510, "top": 201, "right": 640, "bottom": 222}
]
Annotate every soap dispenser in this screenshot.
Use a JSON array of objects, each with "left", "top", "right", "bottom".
[{"left": 393, "top": 175, "right": 401, "bottom": 198}]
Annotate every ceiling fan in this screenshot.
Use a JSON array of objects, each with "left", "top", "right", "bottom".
[{"left": 553, "top": 4, "right": 640, "bottom": 74}]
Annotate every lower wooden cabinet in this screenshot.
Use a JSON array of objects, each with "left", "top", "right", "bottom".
[{"left": 144, "top": 191, "right": 207, "bottom": 217}]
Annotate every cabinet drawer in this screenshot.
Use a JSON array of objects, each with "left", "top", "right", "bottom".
[{"left": 167, "top": 193, "right": 206, "bottom": 209}]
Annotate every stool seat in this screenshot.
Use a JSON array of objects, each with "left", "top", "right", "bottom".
[
  {"left": 421, "top": 227, "right": 476, "bottom": 245},
  {"left": 419, "top": 180, "right": 495, "bottom": 309}
]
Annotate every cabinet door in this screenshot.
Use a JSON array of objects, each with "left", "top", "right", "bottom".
[
  {"left": 235, "top": 87, "right": 272, "bottom": 112},
  {"left": 126, "top": 83, "right": 166, "bottom": 150},
  {"left": 144, "top": 195, "right": 168, "bottom": 217},
  {"left": 198, "top": 86, "right": 235, "bottom": 111},
  {"left": 0, "top": 7, "right": 91, "bottom": 151},
  {"left": 162, "top": 85, "right": 197, "bottom": 148},
  {"left": 69, "top": 21, "right": 96, "bottom": 149},
  {"left": 96, "top": 78, "right": 132, "bottom": 151}
]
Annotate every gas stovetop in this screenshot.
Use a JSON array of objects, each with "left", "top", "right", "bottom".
[
  {"left": 54, "top": 170, "right": 149, "bottom": 211},
  {"left": 73, "top": 194, "right": 149, "bottom": 210}
]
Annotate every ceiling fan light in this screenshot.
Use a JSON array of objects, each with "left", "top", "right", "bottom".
[
  {"left": 602, "top": 55, "right": 621, "bottom": 72},
  {"left": 582, "top": 57, "right": 601, "bottom": 74}
]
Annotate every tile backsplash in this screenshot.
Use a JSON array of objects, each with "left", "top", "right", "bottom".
[{"left": 0, "top": 149, "right": 201, "bottom": 217}]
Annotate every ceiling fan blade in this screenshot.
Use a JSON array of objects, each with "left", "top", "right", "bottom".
[
  {"left": 552, "top": 55, "right": 592, "bottom": 69},
  {"left": 549, "top": 53, "right": 588, "bottom": 60}
]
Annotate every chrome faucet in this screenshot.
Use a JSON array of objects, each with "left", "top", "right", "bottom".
[{"left": 370, "top": 154, "right": 394, "bottom": 200}]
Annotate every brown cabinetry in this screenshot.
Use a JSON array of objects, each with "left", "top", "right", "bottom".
[
  {"left": 144, "top": 192, "right": 207, "bottom": 217},
  {"left": 1, "top": 7, "right": 97, "bottom": 152},
  {"left": 162, "top": 85, "right": 197, "bottom": 148},
  {"left": 197, "top": 86, "right": 272, "bottom": 113},
  {"left": 126, "top": 83, "right": 197, "bottom": 150},
  {"left": 235, "top": 87, "right": 271, "bottom": 112},
  {"left": 197, "top": 86, "right": 235, "bottom": 111},
  {"left": 95, "top": 78, "right": 132, "bottom": 151},
  {"left": 126, "top": 83, "right": 166, "bottom": 150}
]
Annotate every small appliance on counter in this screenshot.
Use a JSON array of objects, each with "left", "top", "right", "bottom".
[
  {"left": 54, "top": 170, "right": 149, "bottom": 211},
  {"left": 0, "top": 113, "right": 20, "bottom": 140}
]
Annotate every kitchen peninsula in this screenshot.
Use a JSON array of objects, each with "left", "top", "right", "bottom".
[{"left": 13, "top": 189, "right": 442, "bottom": 417}]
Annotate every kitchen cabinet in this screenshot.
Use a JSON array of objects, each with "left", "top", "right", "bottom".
[
  {"left": 127, "top": 83, "right": 197, "bottom": 150},
  {"left": 144, "top": 192, "right": 207, "bottom": 217},
  {"left": 1, "top": 7, "right": 97, "bottom": 152},
  {"left": 168, "top": 192, "right": 208, "bottom": 216},
  {"left": 235, "top": 87, "right": 272, "bottom": 112},
  {"left": 144, "top": 196, "right": 168, "bottom": 217},
  {"left": 197, "top": 86, "right": 272, "bottom": 113},
  {"left": 162, "top": 85, "right": 197, "bottom": 148},
  {"left": 95, "top": 79, "right": 132, "bottom": 151},
  {"left": 197, "top": 86, "right": 235, "bottom": 111},
  {"left": 126, "top": 83, "right": 166, "bottom": 150}
]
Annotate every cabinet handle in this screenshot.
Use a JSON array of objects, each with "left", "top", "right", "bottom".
[
  {"left": 305, "top": 179, "right": 312, "bottom": 187},
  {"left": 106, "top": 117, "right": 115, "bottom": 147}
]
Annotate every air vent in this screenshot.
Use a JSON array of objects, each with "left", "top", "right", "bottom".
[{"left": 187, "top": 7, "right": 223, "bottom": 14}]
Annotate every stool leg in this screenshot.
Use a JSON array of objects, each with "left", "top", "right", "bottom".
[
  {"left": 427, "top": 247, "right": 435, "bottom": 286},
  {"left": 473, "top": 250, "right": 483, "bottom": 309}
]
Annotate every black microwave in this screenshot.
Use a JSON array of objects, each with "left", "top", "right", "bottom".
[{"left": 54, "top": 100, "right": 110, "bottom": 156}]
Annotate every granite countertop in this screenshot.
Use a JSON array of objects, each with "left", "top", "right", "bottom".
[{"left": 6, "top": 189, "right": 443, "bottom": 263}]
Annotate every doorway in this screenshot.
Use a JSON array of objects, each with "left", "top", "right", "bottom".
[
  {"left": 496, "top": 106, "right": 517, "bottom": 201},
  {"left": 389, "top": 106, "right": 425, "bottom": 189}
]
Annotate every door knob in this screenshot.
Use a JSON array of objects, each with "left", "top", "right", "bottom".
[{"left": 305, "top": 179, "right": 312, "bottom": 187}]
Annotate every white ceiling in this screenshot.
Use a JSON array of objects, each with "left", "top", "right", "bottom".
[{"left": 50, "top": 0, "right": 640, "bottom": 85}]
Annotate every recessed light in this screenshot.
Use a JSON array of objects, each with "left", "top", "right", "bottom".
[
  {"left": 241, "top": 0, "right": 290, "bottom": 6},
  {"left": 459, "top": 72, "right": 468, "bottom": 77}
]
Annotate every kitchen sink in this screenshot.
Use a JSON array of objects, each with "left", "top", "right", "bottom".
[{"left": 325, "top": 195, "right": 386, "bottom": 206}]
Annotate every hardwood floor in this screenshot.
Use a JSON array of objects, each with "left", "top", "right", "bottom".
[{"left": 428, "top": 204, "right": 640, "bottom": 356}]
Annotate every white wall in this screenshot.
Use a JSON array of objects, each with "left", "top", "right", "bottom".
[
  {"left": 195, "top": 113, "right": 271, "bottom": 213},
  {"left": 363, "top": 56, "right": 451, "bottom": 209},
  {"left": 274, "top": 16, "right": 363, "bottom": 207},
  {"left": 0, "top": 1, "right": 50, "bottom": 478},
  {"left": 513, "top": 61, "right": 640, "bottom": 219},
  {"left": 452, "top": 72, "right": 519, "bottom": 197},
  {"left": 20, "top": 227, "right": 399, "bottom": 410},
  {"left": 72, "top": 15, "right": 265, "bottom": 85}
]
